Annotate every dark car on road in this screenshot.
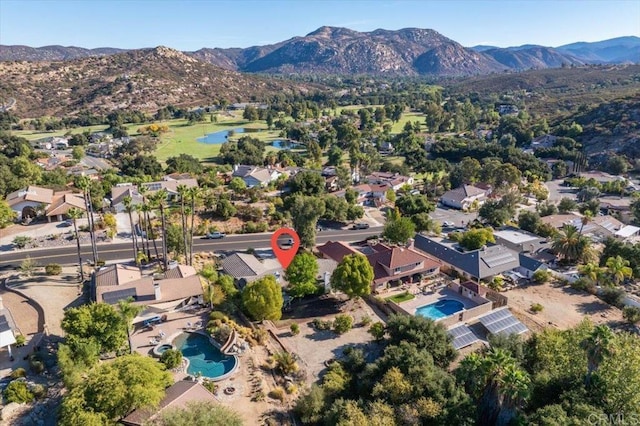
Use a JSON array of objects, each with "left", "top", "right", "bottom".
[{"left": 57, "top": 221, "right": 73, "bottom": 228}]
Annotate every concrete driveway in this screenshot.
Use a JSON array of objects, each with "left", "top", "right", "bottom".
[
  {"left": 430, "top": 206, "right": 478, "bottom": 227},
  {"left": 546, "top": 179, "right": 578, "bottom": 202}
]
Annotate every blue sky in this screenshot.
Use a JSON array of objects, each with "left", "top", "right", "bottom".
[{"left": 1, "top": 0, "right": 638, "bottom": 50}]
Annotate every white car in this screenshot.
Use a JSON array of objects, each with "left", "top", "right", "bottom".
[{"left": 443, "top": 221, "right": 455, "bottom": 228}]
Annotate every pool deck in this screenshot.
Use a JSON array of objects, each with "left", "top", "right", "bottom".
[{"left": 400, "top": 287, "right": 479, "bottom": 317}]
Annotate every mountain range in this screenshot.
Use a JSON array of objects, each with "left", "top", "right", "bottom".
[{"left": 1, "top": 27, "right": 638, "bottom": 76}]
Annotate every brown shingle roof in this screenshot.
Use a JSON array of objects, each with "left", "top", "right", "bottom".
[
  {"left": 94, "top": 264, "right": 142, "bottom": 287},
  {"left": 45, "top": 193, "right": 86, "bottom": 217},
  {"left": 158, "top": 275, "right": 203, "bottom": 303},
  {"left": 317, "top": 241, "right": 359, "bottom": 262},
  {"left": 6, "top": 186, "right": 54, "bottom": 207},
  {"left": 121, "top": 381, "right": 218, "bottom": 426}
]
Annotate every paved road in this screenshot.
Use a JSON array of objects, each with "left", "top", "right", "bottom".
[
  {"left": 0, "top": 227, "right": 383, "bottom": 269},
  {"left": 430, "top": 206, "right": 477, "bottom": 227},
  {"left": 0, "top": 98, "right": 16, "bottom": 112}
]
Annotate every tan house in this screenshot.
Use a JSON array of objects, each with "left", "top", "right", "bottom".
[{"left": 6, "top": 186, "right": 54, "bottom": 221}]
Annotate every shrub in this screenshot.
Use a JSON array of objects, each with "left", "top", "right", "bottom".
[
  {"left": 571, "top": 278, "right": 597, "bottom": 294},
  {"left": 290, "top": 323, "right": 300, "bottom": 336},
  {"left": 359, "top": 314, "right": 372, "bottom": 327},
  {"left": 623, "top": 306, "right": 640, "bottom": 325},
  {"left": 530, "top": 303, "right": 544, "bottom": 313},
  {"left": 312, "top": 318, "right": 332, "bottom": 331},
  {"left": 10, "top": 368, "right": 26, "bottom": 379},
  {"left": 29, "top": 358, "right": 44, "bottom": 375},
  {"left": 3, "top": 381, "right": 34, "bottom": 403},
  {"left": 19, "top": 256, "right": 37, "bottom": 277},
  {"left": 286, "top": 383, "right": 298, "bottom": 394},
  {"left": 532, "top": 269, "right": 551, "bottom": 284},
  {"left": 368, "top": 322, "right": 386, "bottom": 341},
  {"left": 15, "top": 334, "right": 26, "bottom": 347},
  {"left": 201, "top": 379, "right": 217, "bottom": 394},
  {"left": 12, "top": 235, "right": 32, "bottom": 249},
  {"left": 333, "top": 314, "right": 354, "bottom": 335},
  {"left": 31, "top": 384, "right": 46, "bottom": 399},
  {"left": 268, "top": 387, "right": 285, "bottom": 401},
  {"left": 45, "top": 263, "right": 62, "bottom": 275},
  {"left": 600, "top": 287, "right": 625, "bottom": 308},
  {"left": 160, "top": 349, "right": 183, "bottom": 369},
  {"left": 209, "top": 311, "right": 229, "bottom": 322}
]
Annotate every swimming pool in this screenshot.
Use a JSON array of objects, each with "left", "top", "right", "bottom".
[
  {"left": 173, "top": 332, "right": 237, "bottom": 379},
  {"left": 415, "top": 299, "right": 465, "bottom": 320}
]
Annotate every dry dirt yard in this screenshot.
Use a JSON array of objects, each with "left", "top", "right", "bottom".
[
  {"left": 505, "top": 282, "right": 623, "bottom": 331},
  {"left": 276, "top": 298, "right": 384, "bottom": 382}
]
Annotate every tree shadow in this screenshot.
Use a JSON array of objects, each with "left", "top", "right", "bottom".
[
  {"left": 303, "top": 329, "right": 336, "bottom": 342},
  {"left": 576, "top": 300, "right": 614, "bottom": 315}
]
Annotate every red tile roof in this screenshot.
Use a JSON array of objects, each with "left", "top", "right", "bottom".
[{"left": 317, "top": 241, "right": 359, "bottom": 262}]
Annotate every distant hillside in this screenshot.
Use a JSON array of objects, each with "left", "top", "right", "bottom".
[
  {"left": 444, "top": 65, "right": 640, "bottom": 117},
  {"left": 482, "top": 46, "right": 585, "bottom": 70},
  {"left": 0, "top": 47, "right": 312, "bottom": 117},
  {"left": 568, "top": 94, "right": 640, "bottom": 158},
  {"left": 0, "top": 45, "right": 127, "bottom": 61},
  {"left": 557, "top": 36, "right": 640, "bottom": 63}
]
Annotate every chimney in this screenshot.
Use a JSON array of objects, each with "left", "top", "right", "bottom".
[
  {"left": 406, "top": 238, "right": 415, "bottom": 250},
  {"left": 154, "top": 282, "right": 161, "bottom": 300}
]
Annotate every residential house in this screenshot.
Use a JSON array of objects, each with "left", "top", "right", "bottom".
[
  {"left": 6, "top": 186, "right": 54, "bottom": 221},
  {"left": 540, "top": 214, "right": 629, "bottom": 242},
  {"left": 493, "top": 228, "right": 549, "bottom": 253},
  {"left": 498, "top": 104, "right": 519, "bottom": 116},
  {"left": 111, "top": 184, "right": 144, "bottom": 212},
  {"left": 110, "top": 177, "right": 199, "bottom": 211},
  {"left": 52, "top": 137, "right": 69, "bottom": 150},
  {"left": 518, "top": 253, "right": 549, "bottom": 279},
  {"left": 232, "top": 165, "right": 281, "bottom": 188},
  {"left": 366, "top": 172, "right": 414, "bottom": 191},
  {"left": 92, "top": 263, "right": 204, "bottom": 313},
  {"left": 440, "top": 184, "right": 489, "bottom": 210},
  {"left": 530, "top": 134, "right": 557, "bottom": 151},
  {"left": 221, "top": 252, "right": 282, "bottom": 288},
  {"left": 325, "top": 176, "right": 340, "bottom": 192},
  {"left": 0, "top": 297, "right": 17, "bottom": 359},
  {"left": 121, "top": 381, "right": 218, "bottom": 426},
  {"left": 317, "top": 241, "right": 441, "bottom": 292},
  {"left": 379, "top": 141, "right": 394, "bottom": 154},
  {"left": 45, "top": 192, "right": 87, "bottom": 222},
  {"left": 414, "top": 234, "right": 521, "bottom": 282}
]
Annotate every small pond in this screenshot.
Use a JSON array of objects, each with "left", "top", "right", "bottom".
[
  {"left": 271, "top": 140, "right": 303, "bottom": 149},
  {"left": 197, "top": 128, "right": 249, "bottom": 144}
]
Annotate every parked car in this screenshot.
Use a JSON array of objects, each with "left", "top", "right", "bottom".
[
  {"left": 442, "top": 221, "right": 455, "bottom": 228},
  {"left": 280, "top": 238, "right": 295, "bottom": 246},
  {"left": 57, "top": 221, "right": 73, "bottom": 228},
  {"left": 351, "top": 223, "right": 370, "bottom": 230},
  {"left": 203, "top": 231, "right": 226, "bottom": 239}
]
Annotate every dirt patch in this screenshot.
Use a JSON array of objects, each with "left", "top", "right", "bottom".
[{"left": 505, "top": 282, "right": 623, "bottom": 330}]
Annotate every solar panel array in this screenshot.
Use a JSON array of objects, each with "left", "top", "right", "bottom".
[
  {"left": 448, "top": 324, "right": 480, "bottom": 350},
  {"left": 483, "top": 251, "right": 516, "bottom": 268},
  {"left": 0, "top": 315, "right": 11, "bottom": 333},
  {"left": 479, "top": 308, "right": 528, "bottom": 336},
  {"left": 102, "top": 287, "right": 137, "bottom": 305}
]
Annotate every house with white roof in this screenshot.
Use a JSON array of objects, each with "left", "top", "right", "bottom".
[{"left": 440, "top": 184, "right": 490, "bottom": 210}]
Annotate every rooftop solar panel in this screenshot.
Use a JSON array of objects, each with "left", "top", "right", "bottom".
[
  {"left": 102, "top": 287, "right": 137, "bottom": 305},
  {"left": 448, "top": 324, "right": 480, "bottom": 350},
  {"left": 448, "top": 324, "right": 472, "bottom": 338},
  {"left": 479, "top": 308, "right": 529, "bottom": 336},
  {"left": 479, "top": 308, "right": 511, "bottom": 324}
]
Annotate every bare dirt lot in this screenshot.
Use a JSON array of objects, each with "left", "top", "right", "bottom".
[{"left": 505, "top": 282, "right": 623, "bottom": 331}]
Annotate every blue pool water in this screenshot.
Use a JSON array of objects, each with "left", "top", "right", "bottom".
[
  {"left": 174, "top": 332, "right": 236, "bottom": 378},
  {"left": 415, "top": 299, "right": 465, "bottom": 320},
  {"left": 197, "top": 128, "right": 246, "bottom": 144},
  {"left": 271, "top": 139, "right": 302, "bottom": 149}
]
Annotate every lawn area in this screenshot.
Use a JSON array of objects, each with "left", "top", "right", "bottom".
[
  {"left": 13, "top": 124, "right": 109, "bottom": 141},
  {"left": 385, "top": 292, "right": 416, "bottom": 303},
  {"left": 391, "top": 111, "right": 425, "bottom": 133},
  {"left": 153, "top": 117, "right": 282, "bottom": 163}
]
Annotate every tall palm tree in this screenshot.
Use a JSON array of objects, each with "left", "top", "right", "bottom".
[
  {"left": 135, "top": 204, "right": 148, "bottom": 258},
  {"left": 581, "top": 325, "right": 614, "bottom": 387},
  {"left": 76, "top": 175, "right": 99, "bottom": 264},
  {"left": 123, "top": 196, "right": 139, "bottom": 262},
  {"left": 186, "top": 186, "right": 201, "bottom": 265},
  {"left": 141, "top": 203, "right": 158, "bottom": 260},
  {"left": 151, "top": 189, "right": 169, "bottom": 271},
  {"left": 578, "top": 211, "right": 593, "bottom": 238},
  {"left": 605, "top": 255, "right": 633, "bottom": 285},
  {"left": 176, "top": 184, "right": 189, "bottom": 262},
  {"left": 117, "top": 297, "right": 144, "bottom": 354},
  {"left": 67, "top": 207, "right": 85, "bottom": 282}
]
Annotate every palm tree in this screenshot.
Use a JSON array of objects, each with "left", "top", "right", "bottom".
[
  {"left": 186, "top": 186, "right": 201, "bottom": 265},
  {"left": 578, "top": 262, "right": 605, "bottom": 283},
  {"left": 153, "top": 189, "right": 170, "bottom": 271},
  {"left": 552, "top": 224, "right": 594, "bottom": 264},
  {"left": 135, "top": 204, "right": 148, "bottom": 258},
  {"left": 67, "top": 207, "right": 85, "bottom": 282},
  {"left": 123, "top": 196, "right": 139, "bottom": 262},
  {"left": 177, "top": 184, "right": 189, "bottom": 262},
  {"left": 272, "top": 351, "right": 298, "bottom": 375},
  {"left": 578, "top": 211, "right": 593, "bottom": 238},
  {"left": 76, "top": 175, "right": 99, "bottom": 264},
  {"left": 581, "top": 325, "right": 614, "bottom": 387},
  {"left": 117, "top": 297, "right": 143, "bottom": 354},
  {"left": 141, "top": 203, "right": 158, "bottom": 260},
  {"left": 605, "top": 255, "right": 632, "bottom": 285},
  {"left": 203, "top": 284, "right": 216, "bottom": 310}
]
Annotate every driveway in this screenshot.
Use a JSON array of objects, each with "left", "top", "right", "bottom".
[
  {"left": 430, "top": 206, "right": 477, "bottom": 227},
  {"left": 0, "top": 218, "right": 89, "bottom": 248},
  {"left": 546, "top": 179, "right": 577, "bottom": 202}
]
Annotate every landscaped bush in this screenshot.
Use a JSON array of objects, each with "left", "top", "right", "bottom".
[
  {"left": 31, "top": 383, "right": 46, "bottom": 399},
  {"left": 368, "top": 322, "right": 386, "bottom": 341},
  {"left": 600, "top": 287, "right": 625, "bottom": 308},
  {"left": 532, "top": 269, "right": 551, "bottom": 284},
  {"left": 623, "top": 306, "right": 640, "bottom": 325},
  {"left": 312, "top": 318, "right": 332, "bottom": 331},
  {"left": 333, "top": 314, "right": 354, "bottom": 335},
  {"left": 202, "top": 379, "right": 217, "bottom": 394},
  {"left": 15, "top": 334, "right": 26, "bottom": 347},
  {"left": 45, "top": 263, "right": 62, "bottom": 275},
  {"left": 209, "top": 311, "right": 229, "bottom": 322},
  {"left": 12, "top": 235, "right": 32, "bottom": 249},
  {"left": 359, "top": 315, "right": 372, "bottom": 327},
  {"left": 29, "top": 354, "right": 44, "bottom": 374},
  {"left": 290, "top": 323, "right": 300, "bottom": 336},
  {"left": 10, "top": 368, "right": 26, "bottom": 379},
  {"left": 286, "top": 383, "right": 298, "bottom": 394},
  {"left": 268, "top": 387, "right": 285, "bottom": 401},
  {"left": 571, "top": 277, "right": 597, "bottom": 294},
  {"left": 3, "top": 381, "right": 34, "bottom": 404},
  {"left": 530, "top": 303, "right": 544, "bottom": 313},
  {"left": 160, "top": 349, "right": 183, "bottom": 369}
]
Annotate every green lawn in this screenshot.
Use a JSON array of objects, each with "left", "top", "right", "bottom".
[
  {"left": 385, "top": 292, "right": 415, "bottom": 304},
  {"left": 13, "top": 124, "right": 109, "bottom": 141},
  {"left": 391, "top": 111, "right": 426, "bottom": 133}
]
